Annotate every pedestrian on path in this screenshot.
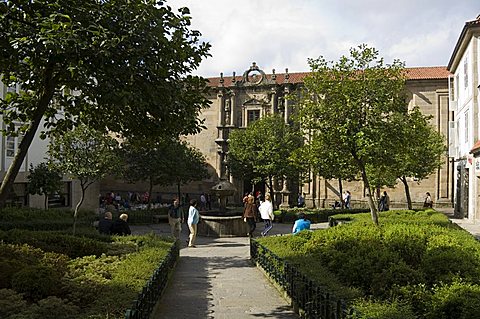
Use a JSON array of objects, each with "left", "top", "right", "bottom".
[
  {"left": 379, "top": 191, "right": 390, "bottom": 211},
  {"left": 259, "top": 194, "right": 274, "bottom": 236},
  {"left": 168, "top": 198, "right": 183, "bottom": 240},
  {"left": 187, "top": 199, "right": 200, "bottom": 247},
  {"left": 243, "top": 194, "right": 258, "bottom": 237}
]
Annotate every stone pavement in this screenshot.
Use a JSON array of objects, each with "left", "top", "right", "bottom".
[
  {"left": 130, "top": 209, "right": 480, "bottom": 319},
  {"left": 130, "top": 222, "right": 312, "bottom": 319}
]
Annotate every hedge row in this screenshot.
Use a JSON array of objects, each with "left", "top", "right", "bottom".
[
  {"left": 0, "top": 232, "right": 175, "bottom": 319},
  {"left": 258, "top": 210, "right": 480, "bottom": 319},
  {"left": 273, "top": 207, "right": 370, "bottom": 223}
]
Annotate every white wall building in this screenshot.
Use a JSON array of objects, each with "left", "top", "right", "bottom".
[
  {"left": 0, "top": 81, "right": 98, "bottom": 210},
  {"left": 447, "top": 14, "right": 480, "bottom": 221}
]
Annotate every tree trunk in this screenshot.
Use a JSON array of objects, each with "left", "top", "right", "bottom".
[
  {"left": 44, "top": 194, "right": 48, "bottom": 210},
  {"left": 177, "top": 181, "right": 181, "bottom": 204},
  {"left": 360, "top": 166, "right": 379, "bottom": 225},
  {"left": 338, "top": 178, "right": 344, "bottom": 209},
  {"left": 400, "top": 175, "right": 413, "bottom": 210},
  {"left": 73, "top": 183, "right": 86, "bottom": 236},
  {"left": 147, "top": 178, "right": 153, "bottom": 210},
  {"left": 0, "top": 63, "right": 56, "bottom": 207},
  {"left": 268, "top": 175, "right": 275, "bottom": 209}
]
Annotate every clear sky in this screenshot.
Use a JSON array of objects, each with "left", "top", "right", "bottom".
[{"left": 168, "top": 0, "right": 479, "bottom": 78}]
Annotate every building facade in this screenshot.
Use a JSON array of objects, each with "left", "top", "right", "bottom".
[
  {"left": 183, "top": 63, "right": 453, "bottom": 209},
  {"left": 447, "top": 14, "right": 480, "bottom": 221},
  {"left": 0, "top": 82, "right": 99, "bottom": 210}
]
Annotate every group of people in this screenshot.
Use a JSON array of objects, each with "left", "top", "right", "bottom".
[
  {"left": 98, "top": 212, "right": 132, "bottom": 235},
  {"left": 167, "top": 198, "right": 199, "bottom": 248},
  {"left": 242, "top": 193, "right": 274, "bottom": 237},
  {"left": 378, "top": 191, "right": 433, "bottom": 211}
]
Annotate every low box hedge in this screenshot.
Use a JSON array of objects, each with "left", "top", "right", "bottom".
[
  {"left": 258, "top": 210, "right": 480, "bottom": 318},
  {"left": 0, "top": 233, "right": 176, "bottom": 319},
  {"left": 274, "top": 207, "right": 369, "bottom": 223}
]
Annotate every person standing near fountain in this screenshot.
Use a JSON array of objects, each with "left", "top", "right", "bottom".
[
  {"left": 259, "top": 194, "right": 274, "bottom": 236},
  {"left": 243, "top": 195, "right": 258, "bottom": 237},
  {"left": 168, "top": 199, "right": 183, "bottom": 240},
  {"left": 187, "top": 199, "right": 200, "bottom": 247}
]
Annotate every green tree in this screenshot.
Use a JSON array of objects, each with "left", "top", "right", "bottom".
[
  {"left": 227, "top": 114, "right": 302, "bottom": 207},
  {"left": 48, "top": 125, "right": 120, "bottom": 234},
  {"left": 296, "top": 45, "right": 408, "bottom": 225},
  {"left": 121, "top": 138, "right": 210, "bottom": 205},
  {"left": 0, "top": 0, "right": 210, "bottom": 206},
  {"left": 27, "top": 162, "right": 63, "bottom": 210},
  {"left": 392, "top": 107, "right": 446, "bottom": 209},
  {"left": 292, "top": 132, "right": 358, "bottom": 208}
]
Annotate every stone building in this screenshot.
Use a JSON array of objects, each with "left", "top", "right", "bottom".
[
  {"left": 0, "top": 61, "right": 454, "bottom": 211},
  {"left": 447, "top": 14, "right": 480, "bottom": 221},
  {"left": 182, "top": 62, "right": 453, "bottom": 209}
]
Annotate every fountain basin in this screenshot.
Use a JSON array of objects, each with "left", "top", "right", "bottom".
[{"left": 197, "top": 213, "right": 249, "bottom": 237}]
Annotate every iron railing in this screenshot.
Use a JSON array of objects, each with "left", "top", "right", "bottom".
[
  {"left": 124, "top": 242, "right": 179, "bottom": 319},
  {"left": 250, "top": 239, "right": 357, "bottom": 319}
]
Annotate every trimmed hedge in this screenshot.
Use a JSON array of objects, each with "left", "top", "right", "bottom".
[
  {"left": 0, "top": 233, "right": 175, "bottom": 318},
  {"left": 259, "top": 210, "right": 480, "bottom": 318},
  {"left": 274, "top": 207, "right": 370, "bottom": 223},
  {"left": 0, "top": 207, "right": 96, "bottom": 231}
]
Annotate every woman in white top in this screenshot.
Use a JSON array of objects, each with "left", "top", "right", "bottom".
[{"left": 259, "top": 194, "right": 274, "bottom": 236}]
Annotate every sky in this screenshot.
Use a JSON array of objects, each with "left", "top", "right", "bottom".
[{"left": 168, "top": 0, "right": 480, "bottom": 78}]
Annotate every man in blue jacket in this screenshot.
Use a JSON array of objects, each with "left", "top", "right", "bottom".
[{"left": 292, "top": 213, "right": 311, "bottom": 234}]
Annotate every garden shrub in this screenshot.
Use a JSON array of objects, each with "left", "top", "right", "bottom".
[
  {"left": 0, "top": 207, "right": 96, "bottom": 231},
  {"left": 18, "top": 296, "right": 81, "bottom": 319},
  {"left": 349, "top": 299, "right": 416, "bottom": 319},
  {"left": 0, "top": 229, "right": 111, "bottom": 258},
  {"left": 11, "top": 265, "right": 62, "bottom": 301},
  {"left": 0, "top": 289, "right": 27, "bottom": 318},
  {"left": 426, "top": 280, "right": 480, "bottom": 319},
  {"left": 259, "top": 209, "right": 480, "bottom": 318},
  {"left": 0, "top": 259, "right": 26, "bottom": 289}
]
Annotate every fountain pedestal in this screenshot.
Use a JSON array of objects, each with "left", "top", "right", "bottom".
[{"left": 197, "top": 179, "right": 249, "bottom": 237}]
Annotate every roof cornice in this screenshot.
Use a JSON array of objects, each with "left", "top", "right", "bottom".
[{"left": 447, "top": 18, "right": 480, "bottom": 71}]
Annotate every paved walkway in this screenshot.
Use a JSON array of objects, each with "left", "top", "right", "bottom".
[
  {"left": 131, "top": 223, "right": 307, "bottom": 319},
  {"left": 130, "top": 210, "right": 480, "bottom": 319}
]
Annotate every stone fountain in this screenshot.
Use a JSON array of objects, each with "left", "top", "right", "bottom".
[{"left": 197, "top": 179, "right": 249, "bottom": 237}]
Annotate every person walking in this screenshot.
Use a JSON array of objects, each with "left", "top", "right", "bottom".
[
  {"left": 243, "top": 195, "right": 258, "bottom": 237},
  {"left": 187, "top": 199, "right": 200, "bottom": 247},
  {"left": 168, "top": 198, "right": 183, "bottom": 240},
  {"left": 259, "top": 194, "right": 274, "bottom": 236},
  {"left": 379, "top": 191, "right": 390, "bottom": 211},
  {"left": 343, "top": 191, "right": 351, "bottom": 209}
]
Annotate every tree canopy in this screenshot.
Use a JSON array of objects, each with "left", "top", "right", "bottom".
[
  {"left": 27, "top": 162, "right": 63, "bottom": 210},
  {"left": 48, "top": 124, "right": 120, "bottom": 234},
  {"left": 0, "top": 0, "right": 210, "bottom": 205},
  {"left": 227, "top": 114, "right": 302, "bottom": 206},
  {"left": 296, "top": 45, "right": 409, "bottom": 224},
  {"left": 120, "top": 138, "right": 210, "bottom": 203}
]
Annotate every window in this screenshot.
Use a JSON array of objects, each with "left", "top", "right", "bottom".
[
  {"left": 465, "top": 111, "right": 469, "bottom": 143},
  {"left": 247, "top": 110, "right": 260, "bottom": 125},
  {"left": 455, "top": 74, "right": 459, "bottom": 99},
  {"left": 464, "top": 55, "right": 469, "bottom": 89},
  {"left": 6, "top": 136, "right": 15, "bottom": 157}
]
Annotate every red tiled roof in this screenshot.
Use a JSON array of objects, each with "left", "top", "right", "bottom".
[
  {"left": 404, "top": 67, "right": 450, "bottom": 80},
  {"left": 470, "top": 140, "right": 480, "bottom": 155},
  {"left": 207, "top": 67, "right": 449, "bottom": 87}
]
